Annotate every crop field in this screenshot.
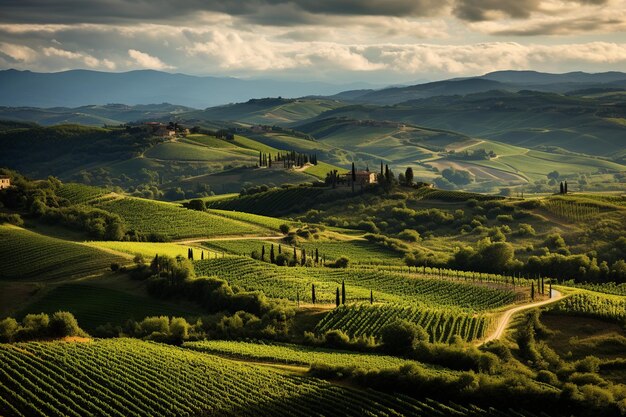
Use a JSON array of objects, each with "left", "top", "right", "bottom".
[
  {"left": 86, "top": 241, "right": 218, "bottom": 260},
  {"left": 183, "top": 134, "right": 240, "bottom": 149},
  {"left": 207, "top": 209, "right": 292, "bottom": 231},
  {"left": 563, "top": 281, "right": 626, "bottom": 296},
  {"left": 57, "top": 183, "right": 108, "bottom": 204},
  {"left": 0, "top": 338, "right": 492, "bottom": 417},
  {"left": 94, "top": 197, "right": 267, "bottom": 239},
  {"left": 550, "top": 291, "right": 626, "bottom": 322},
  {"left": 0, "top": 226, "right": 124, "bottom": 281},
  {"left": 208, "top": 186, "right": 329, "bottom": 215},
  {"left": 144, "top": 141, "right": 257, "bottom": 162},
  {"left": 18, "top": 284, "right": 202, "bottom": 331},
  {"left": 316, "top": 304, "right": 493, "bottom": 342},
  {"left": 543, "top": 198, "right": 602, "bottom": 221},
  {"left": 194, "top": 257, "right": 516, "bottom": 310},
  {"left": 183, "top": 340, "right": 447, "bottom": 371}
]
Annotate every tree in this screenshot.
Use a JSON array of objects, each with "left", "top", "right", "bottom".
[
  {"left": 270, "top": 244, "right": 275, "bottom": 264},
  {"left": 279, "top": 224, "right": 290, "bottom": 234},
  {"left": 301, "top": 248, "right": 306, "bottom": 266},
  {"left": 311, "top": 283, "right": 316, "bottom": 305},
  {"left": 560, "top": 182, "right": 564, "bottom": 194},
  {"left": 261, "top": 245, "right": 265, "bottom": 261},
  {"left": 380, "top": 320, "right": 428, "bottom": 355},
  {"left": 351, "top": 162, "right": 356, "bottom": 193},
  {"left": 380, "top": 160, "right": 383, "bottom": 176},
  {"left": 341, "top": 280, "right": 346, "bottom": 304},
  {"left": 405, "top": 167, "right": 414, "bottom": 185},
  {"left": 531, "top": 281, "right": 535, "bottom": 301},
  {"left": 315, "top": 248, "right": 319, "bottom": 264},
  {"left": 335, "top": 287, "right": 340, "bottom": 307},
  {"left": 370, "top": 289, "right": 373, "bottom": 305},
  {"left": 564, "top": 181, "right": 568, "bottom": 194},
  {"left": 547, "top": 170, "right": 560, "bottom": 181},
  {"left": 385, "top": 164, "right": 390, "bottom": 182}
]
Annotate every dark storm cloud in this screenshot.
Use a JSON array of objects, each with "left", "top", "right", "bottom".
[
  {"left": 0, "top": 0, "right": 449, "bottom": 24},
  {"left": 453, "top": 0, "right": 609, "bottom": 22}
]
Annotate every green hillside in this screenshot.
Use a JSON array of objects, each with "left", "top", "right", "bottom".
[{"left": 0, "top": 225, "right": 125, "bottom": 281}]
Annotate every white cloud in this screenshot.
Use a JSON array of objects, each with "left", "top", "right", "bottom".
[
  {"left": 0, "top": 42, "right": 37, "bottom": 62},
  {"left": 128, "top": 49, "right": 174, "bottom": 70},
  {"left": 43, "top": 46, "right": 116, "bottom": 69}
]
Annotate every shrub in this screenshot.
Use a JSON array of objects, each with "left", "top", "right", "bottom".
[
  {"left": 279, "top": 224, "right": 291, "bottom": 234},
  {"left": 330, "top": 256, "right": 350, "bottom": 268},
  {"left": 49, "top": 311, "right": 84, "bottom": 338},
  {"left": 398, "top": 229, "right": 420, "bottom": 242},
  {"left": 380, "top": 320, "right": 428, "bottom": 354},
  {"left": 0, "top": 318, "right": 19, "bottom": 343}
]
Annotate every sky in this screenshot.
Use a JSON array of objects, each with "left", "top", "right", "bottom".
[{"left": 0, "top": 0, "right": 625, "bottom": 84}]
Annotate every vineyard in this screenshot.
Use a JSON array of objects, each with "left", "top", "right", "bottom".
[
  {"left": 207, "top": 208, "right": 292, "bottom": 231},
  {"left": 57, "top": 183, "right": 108, "bottom": 204},
  {"left": 562, "top": 281, "right": 626, "bottom": 296},
  {"left": 316, "top": 304, "right": 493, "bottom": 342},
  {"left": 0, "top": 226, "right": 124, "bottom": 281},
  {"left": 194, "top": 257, "right": 517, "bottom": 310},
  {"left": 549, "top": 291, "right": 626, "bottom": 322},
  {"left": 0, "top": 338, "right": 518, "bottom": 417},
  {"left": 543, "top": 198, "right": 602, "bottom": 222},
  {"left": 207, "top": 186, "right": 330, "bottom": 216},
  {"left": 93, "top": 197, "right": 268, "bottom": 239},
  {"left": 201, "top": 238, "right": 405, "bottom": 265},
  {"left": 87, "top": 241, "right": 218, "bottom": 260},
  {"left": 19, "top": 284, "right": 202, "bottom": 331},
  {"left": 183, "top": 340, "right": 448, "bottom": 371}
]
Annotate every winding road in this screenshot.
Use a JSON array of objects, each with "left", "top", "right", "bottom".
[{"left": 479, "top": 290, "right": 564, "bottom": 346}]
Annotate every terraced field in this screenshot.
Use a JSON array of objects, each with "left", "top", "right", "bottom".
[
  {"left": 0, "top": 225, "right": 124, "bottom": 281},
  {"left": 57, "top": 183, "right": 108, "bottom": 204},
  {"left": 207, "top": 209, "right": 292, "bottom": 231},
  {"left": 0, "top": 338, "right": 505, "bottom": 417},
  {"left": 144, "top": 141, "right": 256, "bottom": 162},
  {"left": 19, "top": 284, "right": 202, "bottom": 331},
  {"left": 93, "top": 197, "right": 268, "bottom": 239}
]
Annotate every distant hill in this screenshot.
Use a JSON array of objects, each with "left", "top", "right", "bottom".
[
  {"left": 185, "top": 98, "right": 347, "bottom": 125},
  {"left": 0, "top": 103, "right": 196, "bottom": 126},
  {"left": 332, "top": 71, "right": 626, "bottom": 105},
  {"left": 0, "top": 69, "right": 376, "bottom": 108}
]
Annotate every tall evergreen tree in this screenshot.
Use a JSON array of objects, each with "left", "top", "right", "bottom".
[
  {"left": 293, "top": 246, "right": 297, "bottom": 262},
  {"left": 405, "top": 167, "right": 414, "bottom": 185},
  {"left": 385, "top": 164, "right": 390, "bottom": 182},
  {"left": 315, "top": 248, "right": 319, "bottom": 264},
  {"left": 380, "top": 160, "right": 383, "bottom": 176},
  {"left": 312, "top": 284, "right": 316, "bottom": 305},
  {"left": 531, "top": 281, "right": 535, "bottom": 301},
  {"left": 278, "top": 244, "right": 282, "bottom": 254},
  {"left": 341, "top": 280, "right": 346, "bottom": 305},
  {"left": 370, "top": 289, "right": 373, "bottom": 305},
  {"left": 351, "top": 162, "right": 356, "bottom": 193},
  {"left": 335, "top": 287, "right": 340, "bottom": 307},
  {"left": 261, "top": 245, "right": 265, "bottom": 261},
  {"left": 560, "top": 182, "right": 564, "bottom": 194},
  {"left": 549, "top": 282, "right": 552, "bottom": 298},
  {"left": 301, "top": 248, "right": 306, "bottom": 266},
  {"left": 564, "top": 181, "right": 568, "bottom": 194},
  {"left": 201, "top": 251, "right": 204, "bottom": 260},
  {"left": 259, "top": 151, "right": 262, "bottom": 166},
  {"left": 270, "top": 244, "right": 275, "bottom": 263}
]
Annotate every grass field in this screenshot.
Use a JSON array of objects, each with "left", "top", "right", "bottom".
[
  {"left": 18, "top": 284, "right": 202, "bottom": 331},
  {"left": 144, "top": 141, "right": 256, "bottom": 162},
  {"left": 94, "top": 196, "right": 268, "bottom": 239},
  {"left": 0, "top": 225, "right": 124, "bottom": 281},
  {"left": 207, "top": 209, "right": 292, "bottom": 231},
  {"left": 86, "top": 241, "right": 219, "bottom": 260}
]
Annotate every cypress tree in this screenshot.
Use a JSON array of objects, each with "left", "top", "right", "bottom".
[
  {"left": 380, "top": 160, "right": 383, "bottom": 176},
  {"left": 315, "top": 248, "right": 319, "bottom": 264},
  {"left": 531, "top": 282, "right": 535, "bottom": 301},
  {"left": 560, "top": 182, "right": 564, "bottom": 194},
  {"left": 259, "top": 151, "right": 262, "bottom": 166},
  {"left": 370, "top": 289, "right": 373, "bottom": 305},
  {"left": 335, "top": 287, "right": 340, "bottom": 307},
  {"left": 312, "top": 284, "right": 316, "bottom": 305},
  {"left": 405, "top": 167, "right": 414, "bottom": 185},
  {"left": 301, "top": 248, "right": 306, "bottom": 266},
  {"left": 261, "top": 245, "right": 265, "bottom": 261},
  {"left": 278, "top": 244, "right": 282, "bottom": 254},
  {"left": 293, "top": 246, "right": 297, "bottom": 262},
  {"left": 270, "top": 244, "right": 275, "bottom": 263},
  {"left": 341, "top": 280, "right": 346, "bottom": 305},
  {"left": 385, "top": 164, "right": 390, "bottom": 182},
  {"left": 549, "top": 282, "right": 552, "bottom": 298},
  {"left": 351, "top": 162, "right": 356, "bottom": 193},
  {"left": 297, "top": 290, "right": 300, "bottom": 307},
  {"left": 190, "top": 248, "right": 193, "bottom": 260},
  {"left": 564, "top": 181, "right": 568, "bottom": 194},
  {"left": 201, "top": 251, "right": 204, "bottom": 260}
]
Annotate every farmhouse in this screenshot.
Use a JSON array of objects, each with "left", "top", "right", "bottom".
[
  {"left": 0, "top": 176, "right": 10, "bottom": 189},
  {"left": 342, "top": 170, "right": 377, "bottom": 185}
]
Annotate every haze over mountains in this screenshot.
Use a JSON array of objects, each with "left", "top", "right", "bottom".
[{"left": 1, "top": 69, "right": 625, "bottom": 109}]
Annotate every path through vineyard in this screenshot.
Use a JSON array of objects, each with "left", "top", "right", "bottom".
[{"left": 479, "top": 290, "right": 564, "bottom": 345}]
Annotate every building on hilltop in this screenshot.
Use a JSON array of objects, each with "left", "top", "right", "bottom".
[
  {"left": 341, "top": 170, "right": 377, "bottom": 186},
  {"left": 0, "top": 176, "right": 11, "bottom": 189}
]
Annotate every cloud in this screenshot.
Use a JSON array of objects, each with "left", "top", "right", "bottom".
[
  {"left": 0, "top": 42, "right": 37, "bottom": 62},
  {"left": 128, "top": 49, "right": 174, "bottom": 70},
  {"left": 43, "top": 46, "right": 116, "bottom": 69},
  {"left": 453, "top": 0, "right": 611, "bottom": 22}
]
